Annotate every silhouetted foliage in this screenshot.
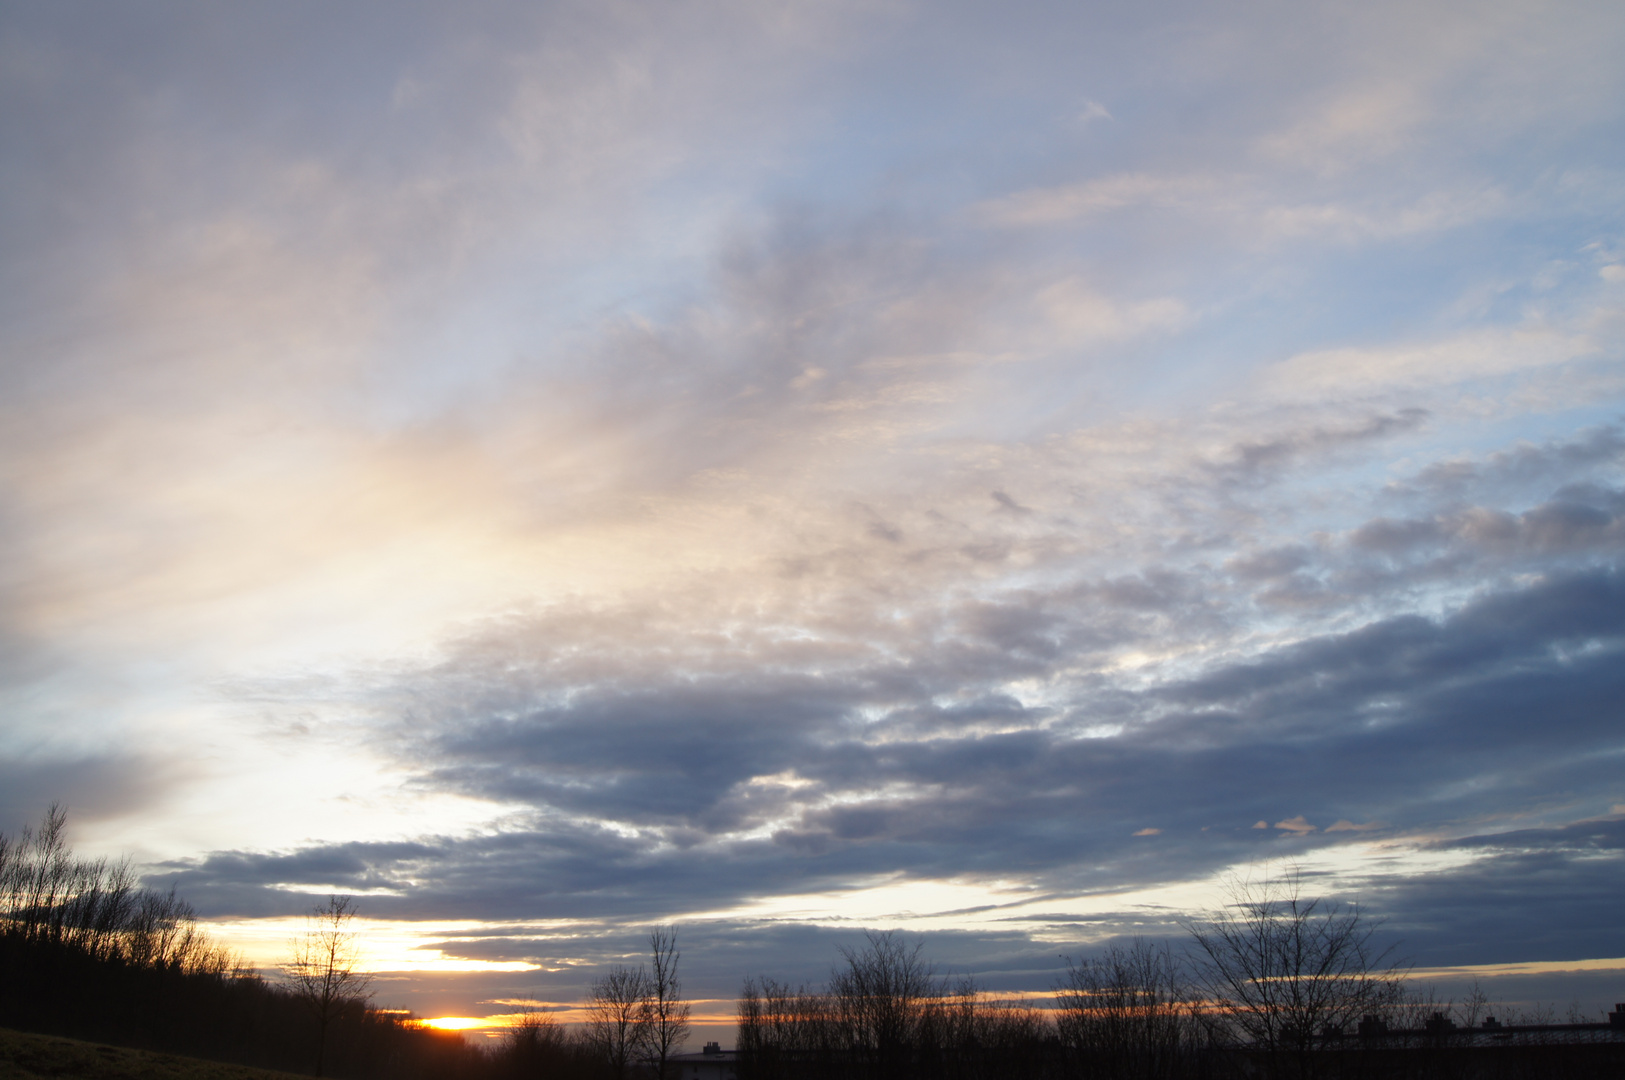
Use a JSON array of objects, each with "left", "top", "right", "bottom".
[
  {"left": 575, "top": 928, "right": 694, "bottom": 1080},
  {"left": 644, "top": 927, "right": 691, "bottom": 1080},
  {"left": 586, "top": 964, "right": 650, "bottom": 1080},
  {"left": 830, "top": 930, "right": 939, "bottom": 1078},
  {"left": 1054, "top": 938, "right": 1195, "bottom": 1079},
  {"left": 737, "top": 929, "right": 1064, "bottom": 1080},
  {"left": 736, "top": 924, "right": 1623, "bottom": 1080},
  {"left": 284, "top": 895, "right": 374, "bottom": 1077},
  {"left": 1185, "top": 868, "right": 1407, "bottom": 1079},
  {"left": 0, "top": 805, "right": 237, "bottom": 975},
  {"left": 490, "top": 1010, "right": 611, "bottom": 1080},
  {"left": 0, "top": 807, "right": 488, "bottom": 1080}
]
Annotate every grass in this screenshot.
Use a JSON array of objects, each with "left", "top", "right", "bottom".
[{"left": 0, "top": 1027, "right": 310, "bottom": 1080}]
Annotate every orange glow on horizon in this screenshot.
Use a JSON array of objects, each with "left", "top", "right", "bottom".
[
  {"left": 411, "top": 1001, "right": 748, "bottom": 1032},
  {"left": 421, "top": 1017, "right": 497, "bottom": 1031}
]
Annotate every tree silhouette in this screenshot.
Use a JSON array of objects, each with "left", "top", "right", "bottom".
[
  {"left": 830, "top": 929, "right": 939, "bottom": 1079},
  {"left": 1055, "top": 938, "right": 1192, "bottom": 1080},
  {"left": 284, "top": 895, "right": 372, "bottom": 1077},
  {"left": 587, "top": 964, "right": 651, "bottom": 1080},
  {"left": 644, "top": 926, "right": 692, "bottom": 1080},
  {"left": 1185, "top": 867, "right": 1405, "bottom": 1079}
]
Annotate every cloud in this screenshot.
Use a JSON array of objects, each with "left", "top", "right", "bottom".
[
  {"left": 4, "top": 0, "right": 1625, "bottom": 1018},
  {"left": 1396, "top": 423, "right": 1625, "bottom": 504},
  {"left": 1265, "top": 327, "right": 1599, "bottom": 396},
  {"left": 160, "top": 542, "right": 1625, "bottom": 955},
  {"left": 1352, "top": 491, "right": 1625, "bottom": 559},
  {"left": 1207, "top": 408, "right": 1430, "bottom": 483},
  {"left": 1035, "top": 277, "right": 1189, "bottom": 345},
  {"left": 978, "top": 171, "right": 1516, "bottom": 249},
  {"left": 1372, "top": 818, "right": 1625, "bottom": 966},
  {"left": 975, "top": 172, "right": 1219, "bottom": 228},
  {"left": 0, "top": 755, "right": 177, "bottom": 838}
]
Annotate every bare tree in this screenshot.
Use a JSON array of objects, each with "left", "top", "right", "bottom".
[
  {"left": 738, "top": 976, "right": 836, "bottom": 1080},
  {"left": 1, "top": 805, "right": 237, "bottom": 976},
  {"left": 3, "top": 803, "right": 71, "bottom": 944},
  {"left": 1185, "top": 868, "right": 1406, "bottom": 1080},
  {"left": 644, "top": 926, "right": 692, "bottom": 1080},
  {"left": 1055, "top": 938, "right": 1192, "bottom": 1080},
  {"left": 830, "top": 929, "right": 940, "bottom": 1079},
  {"left": 588, "top": 964, "right": 652, "bottom": 1080},
  {"left": 742, "top": 936, "right": 1059, "bottom": 1080},
  {"left": 283, "top": 895, "right": 372, "bottom": 1077}
]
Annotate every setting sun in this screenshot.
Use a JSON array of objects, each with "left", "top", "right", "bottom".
[
  {"left": 3, "top": 1, "right": 1624, "bottom": 1075},
  {"left": 420, "top": 1017, "right": 498, "bottom": 1032}
]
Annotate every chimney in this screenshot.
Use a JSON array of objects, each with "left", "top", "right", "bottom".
[
  {"left": 1609, "top": 1003, "right": 1625, "bottom": 1028},
  {"left": 1357, "top": 1015, "right": 1387, "bottom": 1037}
]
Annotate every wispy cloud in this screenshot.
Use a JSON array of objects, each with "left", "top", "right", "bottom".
[{"left": 2, "top": 0, "right": 1623, "bottom": 1019}]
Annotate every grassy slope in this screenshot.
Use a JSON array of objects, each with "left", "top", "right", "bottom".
[{"left": 0, "top": 1027, "right": 311, "bottom": 1080}]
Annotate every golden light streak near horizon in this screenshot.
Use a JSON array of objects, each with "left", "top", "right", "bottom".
[
  {"left": 189, "top": 840, "right": 1611, "bottom": 1013},
  {"left": 421, "top": 965, "right": 1625, "bottom": 1040},
  {"left": 686, "top": 856, "right": 1294, "bottom": 937},
  {"left": 1406, "top": 957, "right": 1625, "bottom": 980},
  {"left": 200, "top": 916, "right": 546, "bottom": 974},
  {"left": 419, "top": 1000, "right": 745, "bottom": 1035},
  {"left": 191, "top": 838, "right": 1527, "bottom": 982}
]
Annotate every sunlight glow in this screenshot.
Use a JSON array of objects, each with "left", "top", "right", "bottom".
[
  {"left": 1407, "top": 957, "right": 1625, "bottom": 979},
  {"left": 201, "top": 916, "right": 545, "bottom": 974},
  {"left": 10, "top": 0, "right": 1622, "bottom": 1034},
  {"left": 421, "top": 1017, "right": 499, "bottom": 1031}
]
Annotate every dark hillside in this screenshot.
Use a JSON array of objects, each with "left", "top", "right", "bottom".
[
  {"left": 0, "top": 1025, "right": 309, "bottom": 1080},
  {"left": 0, "top": 808, "right": 486, "bottom": 1079}
]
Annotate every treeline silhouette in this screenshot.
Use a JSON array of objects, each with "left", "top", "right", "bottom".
[
  {"left": 733, "top": 923, "right": 1623, "bottom": 1080},
  {"left": 738, "top": 932, "right": 1055, "bottom": 1080},
  {"left": 4, "top": 807, "right": 1620, "bottom": 1080},
  {"left": 0, "top": 807, "right": 707, "bottom": 1080},
  {"left": 0, "top": 806, "right": 483, "bottom": 1078}
]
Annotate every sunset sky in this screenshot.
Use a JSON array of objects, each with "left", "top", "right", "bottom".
[{"left": 2, "top": 0, "right": 1623, "bottom": 1036}]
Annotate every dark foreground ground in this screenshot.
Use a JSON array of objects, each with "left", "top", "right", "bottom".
[{"left": 0, "top": 1027, "right": 312, "bottom": 1080}]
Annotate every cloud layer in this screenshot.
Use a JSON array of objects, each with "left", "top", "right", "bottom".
[{"left": 2, "top": 0, "right": 1623, "bottom": 1017}]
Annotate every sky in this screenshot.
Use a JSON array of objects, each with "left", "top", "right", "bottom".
[{"left": 2, "top": 0, "right": 1624, "bottom": 1039}]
